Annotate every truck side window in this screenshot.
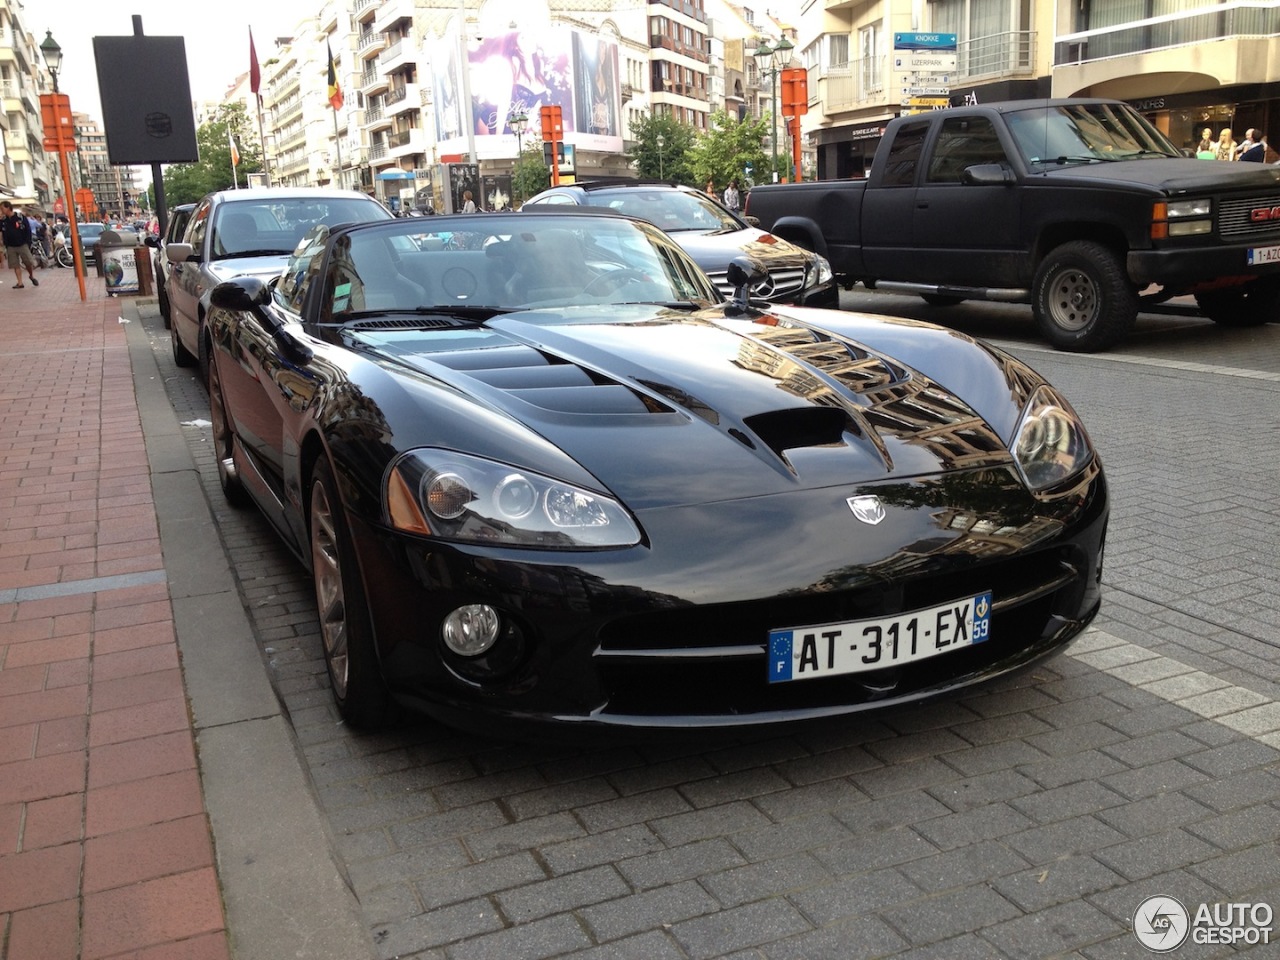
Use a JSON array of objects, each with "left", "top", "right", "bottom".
[
  {"left": 879, "top": 122, "right": 930, "bottom": 187},
  {"left": 927, "top": 117, "right": 1008, "bottom": 183}
]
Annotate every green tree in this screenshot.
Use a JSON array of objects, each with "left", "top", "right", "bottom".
[
  {"left": 161, "top": 103, "right": 263, "bottom": 206},
  {"left": 687, "top": 110, "right": 772, "bottom": 193},
  {"left": 628, "top": 113, "right": 697, "bottom": 183},
  {"left": 512, "top": 144, "right": 550, "bottom": 205}
]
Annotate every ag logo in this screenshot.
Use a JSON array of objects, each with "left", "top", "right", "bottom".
[{"left": 1133, "top": 895, "right": 1190, "bottom": 952}]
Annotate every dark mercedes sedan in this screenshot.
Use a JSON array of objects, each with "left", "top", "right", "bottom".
[
  {"left": 522, "top": 180, "right": 838, "bottom": 307},
  {"left": 204, "top": 209, "right": 1107, "bottom": 737}
]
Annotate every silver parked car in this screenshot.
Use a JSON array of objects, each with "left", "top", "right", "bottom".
[
  {"left": 144, "top": 203, "right": 195, "bottom": 328},
  {"left": 165, "top": 187, "right": 393, "bottom": 382}
]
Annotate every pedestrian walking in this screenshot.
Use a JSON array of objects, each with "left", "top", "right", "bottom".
[
  {"left": 0, "top": 200, "right": 38, "bottom": 287},
  {"left": 723, "top": 179, "right": 741, "bottom": 212}
]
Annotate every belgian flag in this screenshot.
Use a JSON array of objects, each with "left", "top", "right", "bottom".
[{"left": 327, "top": 41, "right": 344, "bottom": 111}]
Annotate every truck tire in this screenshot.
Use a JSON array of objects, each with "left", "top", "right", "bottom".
[
  {"left": 1033, "top": 241, "right": 1137, "bottom": 352},
  {"left": 1195, "top": 279, "right": 1279, "bottom": 327}
]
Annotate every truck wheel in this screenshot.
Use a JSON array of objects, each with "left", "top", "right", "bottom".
[
  {"left": 1195, "top": 279, "right": 1279, "bottom": 327},
  {"left": 921, "top": 294, "right": 965, "bottom": 307},
  {"left": 1033, "top": 241, "right": 1137, "bottom": 352}
]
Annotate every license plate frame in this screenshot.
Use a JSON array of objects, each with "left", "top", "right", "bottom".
[{"left": 768, "top": 591, "right": 992, "bottom": 684}]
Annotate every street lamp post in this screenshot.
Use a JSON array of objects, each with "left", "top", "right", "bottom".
[
  {"left": 39, "top": 31, "right": 87, "bottom": 301},
  {"left": 657, "top": 133, "right": 665, "bottom": 179},
  {"left": 753, "top": 36, "right": 793, "bottom": 183},
  {"left": 509, "top": 108, "right": 528, "bottom": 205}
]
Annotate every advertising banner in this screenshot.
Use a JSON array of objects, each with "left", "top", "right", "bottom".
[{"left": 430, "top": 28, "right": 623, "bottom": 160}]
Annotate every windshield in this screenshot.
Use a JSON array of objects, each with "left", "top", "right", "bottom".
[
  {"left": 1006, "top": 102, "right": 1181, "bottom": 165},
  {"left": 212, "top": 197, "right": 389, "bottom": 258},
  {"left": 579, "top": 189, "right": 743, "bottom": 233},
  {"left": 308, "top": 213, "right": 721, "bottom": 321}
]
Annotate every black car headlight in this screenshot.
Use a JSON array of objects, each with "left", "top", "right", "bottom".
[
  {"left": 1011, "top": 385, "right": 1095, "bottom": 493},
  {"left": 386, "top": 449, "right": 641, "bottom": 548}
]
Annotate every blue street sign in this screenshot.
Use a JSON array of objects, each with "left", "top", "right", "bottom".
[{"left": 894, "top": 32, "right": 958, "bottom": 51}]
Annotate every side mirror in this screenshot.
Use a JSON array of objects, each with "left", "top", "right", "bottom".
[
  {"left": 961, "top": 163, "right": 1014, "bottom": 186},
  {"left": 144, "top": 235, "right": 160, "bottom": 249},
  {"left": 167, "top": 242, "right": 196, "bottom": 263},
  {"left": 742, "top": 215, "right": 761, "bottom": 228},
  {"left": 211, "top": 277, "right": 270, "bottom": 311},
  {"left": 725, "top": 256, "right": 767, "bottom": 317},
  {"left": 210, "top": 277, "right": 314, "bottom": 364}
]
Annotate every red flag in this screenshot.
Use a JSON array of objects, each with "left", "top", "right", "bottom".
[
  {"left": 249, "top": 29, "right": 261, "bottom": 99},
  {"left": 327, "top": 41, "right": 344, "bottom": 111}
]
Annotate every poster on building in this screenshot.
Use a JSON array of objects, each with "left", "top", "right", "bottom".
[{"left": 430, "top": 28, "right": 622, "bottom": 160}]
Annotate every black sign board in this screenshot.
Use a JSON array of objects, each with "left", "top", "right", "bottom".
[{"left": 92, "top": 36, "right": 199, "bottom": 164}]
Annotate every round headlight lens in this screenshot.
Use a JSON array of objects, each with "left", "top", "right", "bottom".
[
  {"left": 494, "top": 474, "right": 537, "bottom": 520},
  {"left": 441, "top": 604, "right": 500, "bottom": 656}
]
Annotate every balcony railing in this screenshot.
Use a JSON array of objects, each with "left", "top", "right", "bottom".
[
  {"left": 960, "top": 30, "right": 1035, "bottom": 79},
  {"left": 1056, "top": 2, "right": 1280, "bottom": 65},
  {"left": 388, "top": 127, "right": 419, "bottom": 148},
  {"left": 370, "top": 142, "right": 388, "bottom": 160},
  {"left": 815, "top": 56, "right": 884, "bottom": 114}
]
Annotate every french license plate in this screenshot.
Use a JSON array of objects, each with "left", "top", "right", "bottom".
[
  {"left": 768, "top": 592, "right": 992, "bottom": 683},
  {"left": 1247, "top": 244, "right": 1280, "bottom": 265}
]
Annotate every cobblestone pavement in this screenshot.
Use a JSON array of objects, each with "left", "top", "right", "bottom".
[{"left": 142, "top": 297, "right": 1279, "bottom": 960}]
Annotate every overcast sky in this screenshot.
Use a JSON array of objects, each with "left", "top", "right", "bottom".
[{"left": 38, "top": 3, "right": 311, "bottom": 120}]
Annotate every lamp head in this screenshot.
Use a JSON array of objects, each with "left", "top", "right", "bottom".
[
  {"left": 40, "top": 30, "right": 64, "bottom": 82},
  {"left": 752, "top": 38, "right": 772, "bottom": 67}
]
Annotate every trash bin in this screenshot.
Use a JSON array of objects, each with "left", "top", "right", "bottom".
[{"left": 98, "top": 229, "right": 140, "bottom": 296}]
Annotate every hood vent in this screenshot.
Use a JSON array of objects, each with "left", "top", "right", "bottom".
[
  {"left": 435, "top": 346, "right": 674, "bottom": 417},
  {"left": 748, "top": 323, "right": 906, "bottom": 393},
  {"left": 744, "top": 407, "right": 854, "bottom": 457}
]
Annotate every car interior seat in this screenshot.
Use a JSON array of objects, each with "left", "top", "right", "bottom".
[
  {"left": 215, "top": 212, "right": 259, "bottom": 255},
  {"left": 505, "top": 229, "right": 583, "bottom": 304}
]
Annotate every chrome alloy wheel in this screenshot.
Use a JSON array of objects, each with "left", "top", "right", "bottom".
[{"left": 310, "top": 477, "right": 349, "bottom": 699}]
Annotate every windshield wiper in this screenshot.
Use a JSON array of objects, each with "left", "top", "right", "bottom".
[
  {"left": 340, "top": 306, "right": 513, "bottom": 322},
  {"left": 215, "top": 249, "right": 289, "bottom": 259},
  {"left": 1051, "top": 155, "right": 1113, "bottom": 164}
]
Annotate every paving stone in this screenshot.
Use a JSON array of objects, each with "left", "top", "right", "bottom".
[
  {"left": 912, "top": 803, "right": 1036, "bottom": 851},
  {"left": 1185, "top": 803, "right": 1280, "bottom": 852},
  {"left": 759, "top": 915, "right": 908, "bottom": 959},
  {"left": 416, "top": 852, "right": 548, "bottom": 909},
  {"left": 574, "top": 788, "right": 693, "bottom": 834},
  {"left": 788, "top": 866, "right": 923, "bottom": 926},
  {"left": 580, "top": 879, "right": 719, "bottom": 942},
  {"left": 650, "top": 799, "right": 773, "bottom": 847},
  {"left": 1183, "top": 767, "right": 1280, "bottom": 812},
  {"left": 1005, "top": 816, "right": 1129, "bottom": 863},
  {"left": 881, "top": 885, "right": 1021, "bottom": 946},
  {"left": 463, "top": 812, "right": 586, "bottom": 861},
  {"left": 699, "top": 852, "right": 832, "bottom": 909},
  {"left": 813, "top": 827, "right": 940, "bottom": 876},
  {"left": 830, "top": 790, "right": 952, "bottom": 835},
  {"left": 927, "top": 769, "right": 1042, "bottom": 813},
  {"left": 1101, "top": 759, "right": 1211, "bottom": 800},
  {"left": 1101, "top": 730, "right": 1207, "bottom": 768},
  {"left": 616, "top": 838, "right": 746, "bottom": 891},
  {"left": 446, "top": 913, "right": 595, "bottom": 960},
  {"left": 897, "top": 839, "right": 1030, "bottom": 893},
  {"left": 541, "top": 825, "right": 665, "bottom": 877},
  {"left": 670, "top": 898, "right": 813, "bottom": 959},
  {"left": 495, "top": 864, "right": 630, "bottom": 922},
  {"left": 557, "top": 929, "right": 688, "bottom": 960},
  {"left": 993, "top": 855, "right": 1126, "bottom": 912},
  {"left": 729, "top": 811, "right": 853, "bottom": 862},
  {"left": 980, "top": 900, "right": 1126, "bottom": 959},
  {"left": 369, "top": 897, "right": 504, "bottom": 955},
  {"left": 1094, "top": 791, "right": 1215, "bottom": 839},
  {"left": 1095, "top": 829, "right": 1221, "bottom": 882}
]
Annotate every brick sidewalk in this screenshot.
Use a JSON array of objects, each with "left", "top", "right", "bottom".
[{"left": 0, "top": 264, "right": 230, "bottom": 959}]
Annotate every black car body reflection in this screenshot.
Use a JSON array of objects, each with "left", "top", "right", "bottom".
[{"left": 204, "top": 210, "right": 1107, "bottom": 736}]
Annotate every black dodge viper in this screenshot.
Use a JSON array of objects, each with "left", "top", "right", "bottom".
[{"left": 205, "top": 209, "right": 1107, "bottom": 736}]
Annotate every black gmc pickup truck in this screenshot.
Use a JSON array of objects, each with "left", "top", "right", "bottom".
[{"left": 744, "top": 98, "right": 1280, "bottom": 351}]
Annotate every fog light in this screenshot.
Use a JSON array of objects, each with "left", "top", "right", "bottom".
[{"left": 441, "top": 604, "right": 500, "bottom": 656}]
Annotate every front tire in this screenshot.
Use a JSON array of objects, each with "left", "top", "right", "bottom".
[
  {"left": 157, "top": 276, "right": 172, "bottom": 328},
  {"left": 1033, "top": 241, "right": 1137, "bottom": 352},
  {"left": 1195, "top": 279, "right": 1279, "bottom": 326},
  {"left": 208, "top": 353, "right": 248, "bottom": 508},
  {"left": 172, "top": 322, "right": 197, "bottom": 368},
  {"left": 309, "top": 456, "right": 393, "bottom": 727}
]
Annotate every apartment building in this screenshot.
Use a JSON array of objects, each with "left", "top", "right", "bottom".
[
  {"left": 1053, "top": 1, "right": 1280, "bottom": 153},
  {"left": 0, "top": 0, "right": 55, "bottom": 210}
]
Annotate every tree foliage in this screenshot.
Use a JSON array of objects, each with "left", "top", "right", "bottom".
[
  {"left": 627, "top": 113, "right": 698, "bottom": 184},
  {"left": 160, "top": 103, "right": 263, "bottom": 206},
  {"left": 511, "top": 145, "right": 551, "bottom": 205},
  {"left": 687, "top": 110, "right": 772, "bottom": 194}
]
